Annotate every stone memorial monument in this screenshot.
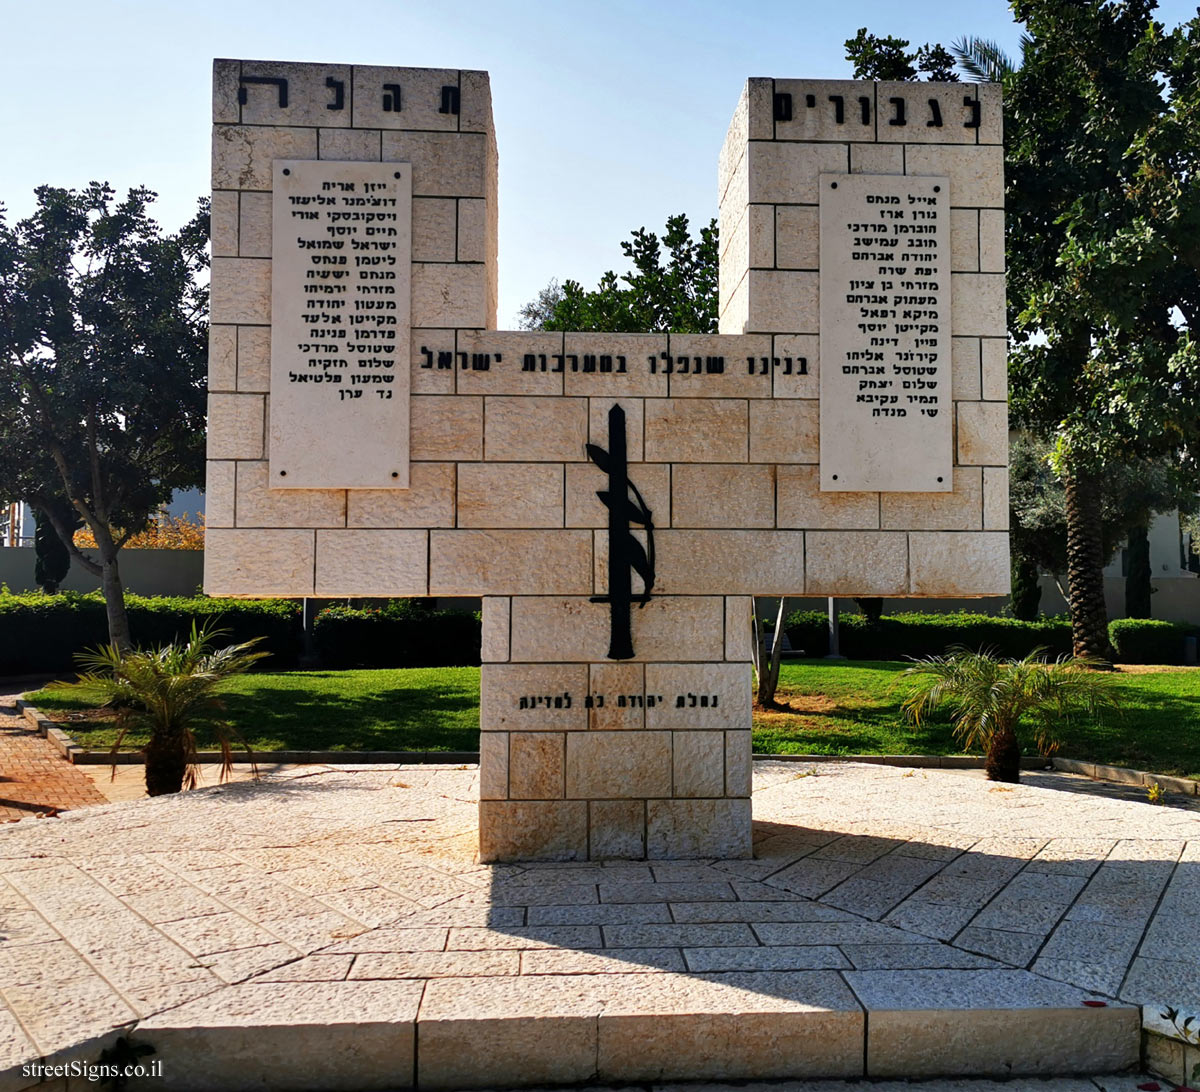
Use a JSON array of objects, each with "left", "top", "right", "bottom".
[{"left": 206, "top": 61, "right": 1008, "bottom": 862}]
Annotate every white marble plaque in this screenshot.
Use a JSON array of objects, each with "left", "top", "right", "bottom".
[
  {"left": 819, "top": 173, "right": 951, "bottom": 492},
  {"left": 269, "top": 160, "right": 412, "bottom": 488}
]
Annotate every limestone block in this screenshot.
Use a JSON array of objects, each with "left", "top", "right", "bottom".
[
  {"left": 746, "top": 204, "right": 774, "bottom": 268},
  {"left": 236, "top": 60, "right": 352, "bottom": 127},
  {"left": 909, "top": 531, "right": 1010, "bottom": 596},
  {"left": 806, "top": 531, "right": 908, "bottom": 596},
  {"left": 773, "top": 79, "right": 876, "bottom": 143},
  {"left": 588, "top": 398, "right": 645, "bottom": 462},
  {"left": 981, "top": 338, "right": 1007, "bottom": 401},
  {"left": 509, "top": 596, "right": 725, "bottom": 663},
  {"left": 976, "top": 81, "right": 1004, "bottom": 145},
  {"left": 481, "top": 664, "right": 588, "bottom": 731},
  {"left": 430, "top": 530, "right": 593, "bottom": 596},
  {"left": 747, "top": 141, "right": 848, "bottom": 204},
  {"left": 597, "top": 971, "right": 862, "bottom": 1080},
  {"left": 207, "top": 394, "right": 264, "bottom": 459},
  {"left": 719, "top": 83, "right": 749, "bottom": 205},
  {"left": 957, "top": 402, "right": 1008, "bottom": 465},
  {"left": 746, "top": 270, "right": 819, "bottom": 334},
  {"left": 209, "top": 258, "right": 270, "bottom": 325},
  {"left": 411, "top": 396, "right": 482, "bottom": 461},
  {"left": 588, "top": 663, "right": 645, "bottom": 730},
  {"left": 671, "top": 464, "right": 776, "bottom": 528},
  {"left": 233, "top": 325, "right": 270, "bottom": 392},
  {"left": 346, "top": 462, "right": 456, "bottom": 528},
  {"left": 314, "top": 530, "right": 428, "bottom": 596},
  {"left": 205, "top": 529, "right": 314, "bottom": 596},
  {"left": 725, "top": 731, "right": 752, "bottom": 796},
  {"left": 980, "top": 209, "right": 1004, "bottom": 272},
  {"left": 880, "top": 467, "right": 983, "bottom": 531},
  {"left": 459, "top": 69, "right": 495, "bottom": 134},
  {"left": 775, "top": 206, "right": 818, "bottom": 270},
  {"left": 952, "top": 274, "right": 1006, "bottom": 338},
  {"left": 952, "top": 338, "right": 982, "bottom": 401},
  {"left": 565, "top": 462, "right": 667, "bottom": 529},
  {"left": 589, "top": 801, "right": 645, "bottom": 859},
  {"left": 318, "top": 128, "right": 381, "bottom": 161},
  {"left": 458, "top": 463, "right": 563, "bottom": 528},
  {"left": 645, "top": 399, "right": 748, "bottom": 463},
  {"left": 510, "top": 733, "right": 565, "bottom": 799},
  {"left": 749, "top": 400, "right": 818, "bottom": 463},
  {"left": 212, "top": 125, "right": 317, "bottom": 191},
  {"left": 565, "top": 732, "right": 672, "bottom": 799},
  {"left": 205, "top": 461, "right": 236, "bottom": 527},
  {"left": 851, "top": 143, "right": 903, "bottom": 174},
  {"left": 770, "top": 335, "right": 819, "bottom": 399},
  {"left": 777, "top": 465, "right": 878, "bottom": 530},
  {"left": 212, "top": 59, "right": 241, "bottom": 124},
  {"left": 667, "top": 334, "right": 772, "bottom": 399},
  {"left": 351, "top": 66, "right": 460, "bottom": 131},
  {"left": 648, "top": 530, "right": 806, "bottom": 596},
  {"left": 412, "top": 262, "right": 487, "bottom": 328},
  {"left": 457, "top": 198, "right": 487, "bottom": 263},
  {"left": 459, "top": 331, "right": 565, "bottom": 396},
  {"left": 562, "top": 334, "right": 668, "bottom": 397},
  {"left": 478, "top": 801, "right": 588, "bottom": 862},
  {"left": 904, "top": 144, "right": 1004, "bottom": 208},
  {"left": 479, "top": 733, "right": 508, "bottom": 800},
  {"left": 673, "top": 733, "right": 725, "bottom": 797},
  {"left": 951, "top": 209, "right": 979, "bottom": 272},
  {"left": 237, "top": 191, "right": 271, "bottom": 258},
  {"left": 644, "top": 663, "right": 752, "bottom": 731},
  {"left": 984, "top": 467, "right": 1009, "bottom": 531},
  {"left": 411, "top": 329, "right": 456, "bottom": 394},
  {"left": 718, "top": 268, "right": 749, "bottom": 336},
  {"left": 412, "top": 198, "right": 456, "bottom": 262},
  {"left": 876, "top": 82, "right": 981, "bottom": 144},
  {"left": 210, "top": 191, "right": 238, "bottom": 258},
  {"left": 481, "top": 597, "right": 510, "bottom": 663},
  {"left": 382, "top": 131, "right": 487, "bottom": 197},
  {"left": 646, "top": 799, "right": 752, "bottom": 859},
  {"left": 724, "top": 596, "right": 753, "bottom": 662},
  {"left": 483, "top": 396, "right": 588, "bottom": 462},
  {"left": 236, "top": 461, "right": 346, "bottom": 528},
  {"left": 209, "top": 325, "right": 236, "bottom": 391}
]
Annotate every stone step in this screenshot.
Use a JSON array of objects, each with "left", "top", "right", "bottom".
[{"left": 128, "top": 967, "right": 1139, "bottom": 1091}]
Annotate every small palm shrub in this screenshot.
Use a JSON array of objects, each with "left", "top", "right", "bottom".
[
  {"left": 899, "top": 647, "right": 1119, "bottom": 782},
  {"left": 60, "top": 623, "right": 269, "bottom": 795}
]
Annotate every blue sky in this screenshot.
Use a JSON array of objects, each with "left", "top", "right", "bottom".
[{"left": 5, "top": 0, "right": 1199, "bottom": 326}]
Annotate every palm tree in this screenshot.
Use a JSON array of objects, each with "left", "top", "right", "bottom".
[
  {"left": 62, "top": 622, "right": 267, "bottom": 795},
  {"left": 899, "top": 648, "right": 1119, "bottom": 783},
  {"left": 950, "top": 35, "right": 1028, "bottom": 82}
]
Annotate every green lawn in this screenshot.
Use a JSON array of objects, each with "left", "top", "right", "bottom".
[{"left": 24, "top": 660, "right": 1200, "bottom": 779}]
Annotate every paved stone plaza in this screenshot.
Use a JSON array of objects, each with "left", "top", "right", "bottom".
[{"left": 1, "top": 758, "right": 1196, "bottom": 1090}]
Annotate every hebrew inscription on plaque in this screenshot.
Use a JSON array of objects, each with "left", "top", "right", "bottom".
[
  {"left": 819, "top": 172, "right": 952, "bottom": 492},
  {"left": 269, "top": 160, "right": 412, "bottom": 489}
]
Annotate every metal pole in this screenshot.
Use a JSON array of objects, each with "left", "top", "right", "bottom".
[{"left": 825, "top": 596, "right": 845, "bottom": 659}]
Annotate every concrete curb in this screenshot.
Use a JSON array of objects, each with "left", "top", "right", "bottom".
[{"left": 16, "top": 701, "right": 1199, "bottom": 794}]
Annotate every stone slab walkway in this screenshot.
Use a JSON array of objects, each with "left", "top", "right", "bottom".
[{"left": 0, "top": 760, "right": 1196, "bottom": 1091}]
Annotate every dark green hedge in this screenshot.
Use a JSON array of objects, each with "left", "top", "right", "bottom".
[
  {"left": 1109, "top": 619, "right": 1200, "bottom": 665},
  {"left": 784, "top": 610, "right": 1074, "bottom": 661},
  {"left": 0, "top": 591, "right": 302, "bottom": 675},
  {"left": 312, "top": 601, "right": 481, "bottom": 668}
]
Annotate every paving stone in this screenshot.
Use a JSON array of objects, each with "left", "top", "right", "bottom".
[
  {"left": 683, "top": 945, "right": 849, "bottom": 971},
  {"left": 599, "top": 881, "right": 734, "bottom": 904},
  {"left": 953, "top": 927, "right": 1045, "bottom": 967},
  {"left": 447, "top": 926, "right": 602, "bottom": 950},
  {"left": 669, "top": 901, "right": 856, "bottom": 924},
  {"left": 350, "top": 950, "right": 519, "bottom": 979},
  {"left": 526, "top": 903, "right": 673, "bottom": 926},
  {"left": 602, "top": 923, "right": 758, "bottom": 949},
  {"left": 521, "top": 947, "right": 687, "bottom": 975},
  {"left": 841, "top": 943, "right": 998, "bottom": 970}
]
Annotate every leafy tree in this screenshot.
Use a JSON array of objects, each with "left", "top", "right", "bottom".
[
  {"left": 32, "top": 499, "right": 78, "bottom": 593},
  {"left": 0, "top": 184, "right": 209, "bottom": 649},
  {"left": 844, "top": 28, "right": 961, "bottom": 81}
]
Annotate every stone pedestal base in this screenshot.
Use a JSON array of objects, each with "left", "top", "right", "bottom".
[{"left": 477, "top": 595, "right": 754, "bottom": 861}]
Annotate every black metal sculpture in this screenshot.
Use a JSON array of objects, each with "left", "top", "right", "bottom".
[{"left": 587, "top": 404, "right": 655, "bottom": 660}]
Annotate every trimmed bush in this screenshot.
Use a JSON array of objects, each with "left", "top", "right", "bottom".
[
  {"left": 312, "top": 601, "right": 481, "bottom": 668},
  {"left": 784, "top": 610, "right": 1074, "bottom": 661},
  {"left": 0, "top": 590, "right": 302, "bottom": 675},
  {"left": 1109, "top": 618, "right": 1199, "bottom": 665}
]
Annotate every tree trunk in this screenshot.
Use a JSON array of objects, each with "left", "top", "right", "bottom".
[
  {"left": 1010, "top": 555, "right": 1042, "bottom": 621},
  {"left": 1063, "top": 468, "right": 1112, "bottom": 660},
  {"left": 91, "top": 525, "right": 133, "bottom": 652},
  {"left": 144, "top": 729, "right": 187, "bottom": 796},
  {"left": 754, "top": 597, "right": 787, "bottom": 707},
  {"left": 1124, "top": 524, "right": 1152, "bottom": 618},
  {"left": 984, "top": 723, "right": 1021, "bottom": 783}
]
